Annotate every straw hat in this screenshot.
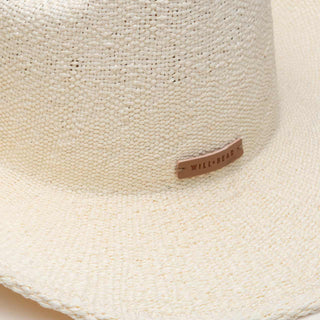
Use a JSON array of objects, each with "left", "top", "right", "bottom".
[{"left": 0, "top": 0, "right": 319, "bottom": 319}]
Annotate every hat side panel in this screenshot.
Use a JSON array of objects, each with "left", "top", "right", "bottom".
[{"left": 0, "top": 0, "right": 278, "bottom": 193}]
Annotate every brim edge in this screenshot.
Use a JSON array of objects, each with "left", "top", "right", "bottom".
[{"left": 1, "top": 260, "right": 320, "bottom": 320}]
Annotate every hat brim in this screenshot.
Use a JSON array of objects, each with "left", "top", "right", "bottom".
[{"left": 1, "top": 1, "right": 320, "bottom": 319}]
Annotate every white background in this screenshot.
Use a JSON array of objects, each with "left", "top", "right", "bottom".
[{"left": 1, "top": 284, "right": 320, "bottom": 320}]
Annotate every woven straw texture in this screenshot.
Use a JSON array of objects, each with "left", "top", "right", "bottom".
[{"left": 0, "top": 0, "right": 320, "bottom": 319}]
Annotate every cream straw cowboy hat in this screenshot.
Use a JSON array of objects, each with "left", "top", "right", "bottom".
[{"left": 0, "top": 0, "right": 320, "bottom": 319}]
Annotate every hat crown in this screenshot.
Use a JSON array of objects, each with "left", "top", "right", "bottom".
[{"left": 0, "top": 0, "right": 278, "bottom": 194}]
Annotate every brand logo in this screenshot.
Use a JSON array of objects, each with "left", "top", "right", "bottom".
[{"left": 176, "top": 138, "right": 243, "bottom": 179}]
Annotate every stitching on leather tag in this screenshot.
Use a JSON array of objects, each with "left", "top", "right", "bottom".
[{"left": 176, "top": 138, "right": 243, "bottom": 179}]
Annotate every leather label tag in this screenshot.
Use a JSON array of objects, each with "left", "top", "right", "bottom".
[{"left": 176, "top": 138, "right": 243, "bottom": 179}]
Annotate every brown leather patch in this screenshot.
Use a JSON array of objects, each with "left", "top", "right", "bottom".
[{"left": 176, "top": 138, "right": 243, "bottom": 179}]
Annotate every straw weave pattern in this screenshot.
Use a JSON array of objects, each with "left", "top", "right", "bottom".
[
  {"left": 0, "top": 1, "right": 320, "bottom": 320},
  {"left": 0, "top": 0, "right": 277, "bottom": 194}
]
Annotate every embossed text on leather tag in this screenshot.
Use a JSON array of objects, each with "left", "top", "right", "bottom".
[{"left": 176, "top": 138, "right": 243, "bottom": 179}]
